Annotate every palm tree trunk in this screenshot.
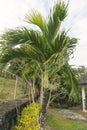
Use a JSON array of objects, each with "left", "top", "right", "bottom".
[
  {"left": 40, "top": 69, "right": 50, "bottom": 130},
  {"left": 32, "top": 78, "right": 35, "bottom": 103},
  {"left": 47, "top": 86, "right": 52, "bottom": 108},
  {"left": 14, "top": 75, "right": 18, "bottom": 99},
  {"left": 40, "top": 73, "right": 44, "bottom": 105},
  {"left": 40, "top": 88, "right": 50, "bottom": 130}
]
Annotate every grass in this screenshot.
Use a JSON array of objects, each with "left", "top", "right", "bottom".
[
  {"left": 46, "top": 108, "right": 87, "bottom": 130},
  {"left": 0, "top": 77, "right": 25, "bottom": 102}
]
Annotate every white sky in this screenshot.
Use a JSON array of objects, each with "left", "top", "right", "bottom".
[{"left": 0, "top": 0, "right": 87, "bottom": 67}]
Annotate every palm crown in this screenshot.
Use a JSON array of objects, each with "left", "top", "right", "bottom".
[{"left": 0, "top": 1, "right": 77, "bottom": 66}]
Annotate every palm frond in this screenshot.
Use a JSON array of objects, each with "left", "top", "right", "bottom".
[
  {"left": 0, "top": 47, "right": 28, "bottom": 63},
  {"left": 53, "top": 30, "right": 69, "bottom": 53},
  {"left": 1, "top": 27, "right": 30, "bottom": 48},
  {"left": 0, "top": 42, "right": 46, "bottom": 64},
  {"left": 26, "top": 10, "right": 47, "bottom": 34},
  {"left": 25, "top": 30, "right": 53, "bottom": 60},
  {"left": 62, "top": 64, "right": 79, "bottom": 102},
  {"left": 67, "top": 37, "right": 78, "bottom": 55},
  {"left": 47, "top": 1, "right": 68, "bottom": 41}
]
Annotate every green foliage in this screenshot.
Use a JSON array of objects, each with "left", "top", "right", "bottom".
[
  {"left": 47, "top": 1, "right": 68, "bottom": 41},
  {"left": 76, "top": 66, "right": 87, "bottom": 79},
  {"left": 12, "top": 103, "right": 41, "bottom": 130},
  {"left": 62, "top": 64, "right": 79, "bottom": 103},
  {"left": 26, "top": 11, "right": 46, "bottom": 33},
  {"left": 0, "top": 1, "right": 77, "bottom": 65},
  {"left": 49, "top": 65, "right": 80, "bottom": 108}
]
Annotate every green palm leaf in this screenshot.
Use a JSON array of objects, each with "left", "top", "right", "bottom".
[
  {"left": 62, "top": 64, "right": 79, "bottom": 102},
  {"left": 47, "top": 1, "right": 68, "bottom": 41},
  {"left": 26, "top": 10, "right": 47, "bottom": 34}
]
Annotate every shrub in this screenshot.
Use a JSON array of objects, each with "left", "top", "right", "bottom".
[{"left": 12, "top": 103, "right": 41, "bottom": 130}]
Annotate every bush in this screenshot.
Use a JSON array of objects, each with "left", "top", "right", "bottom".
[{"left": 12, "top": 103, "right": 41, "bottom": 130}]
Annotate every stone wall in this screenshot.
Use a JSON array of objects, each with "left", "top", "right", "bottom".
[{"left": 0, "top": 98, "right": 29, "bottom": 130}]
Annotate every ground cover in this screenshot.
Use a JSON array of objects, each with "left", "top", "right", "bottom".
[
  {"left": 0, "top": 77, "right": 25, "bottom": 102},
  {"left": 46, "top": 108, "right": 87, "bottom": 130}
]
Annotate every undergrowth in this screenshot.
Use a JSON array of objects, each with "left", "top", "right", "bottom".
[{"left": 12, "top": 103, "right": 41, "bottom": 130}]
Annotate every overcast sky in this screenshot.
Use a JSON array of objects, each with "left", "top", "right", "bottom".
[{"left": 0, "top": 0, "right": 87, "bottom": 67}]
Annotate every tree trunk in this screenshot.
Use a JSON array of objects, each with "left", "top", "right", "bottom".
[
  {"left": 40, "top": 69, "right": 50, "bottom": 130},
  {"left": 47, "top": 87, "right": 52, "bottom": 108},
  {"left": 40, "top": 88, "right": 50, "bottom": 130},
  {"left": 32, "top": 78, "right": 35, "bottom": 103},
  {"left": 40, "top": 73, "right": 44, "bottom": 105},
  {"left": 14, "top": 75, "right": 18, "bottom": 99}
]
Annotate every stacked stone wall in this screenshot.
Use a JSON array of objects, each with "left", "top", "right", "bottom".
[{"left": 0, "top": 98, "right": 29, "bottom": 130}]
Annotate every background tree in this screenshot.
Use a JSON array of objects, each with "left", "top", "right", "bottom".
[{"left": 49, "top": 64, "right": 80, "bottom": 108}]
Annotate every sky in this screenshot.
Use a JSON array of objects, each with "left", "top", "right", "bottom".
[{"left": 0, "top": 0, "right": 87, "bottom": 67}]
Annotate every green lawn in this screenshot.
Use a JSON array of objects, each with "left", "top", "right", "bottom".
[{"left": 46, "top": 109, "right": 87, "bottom": 130}]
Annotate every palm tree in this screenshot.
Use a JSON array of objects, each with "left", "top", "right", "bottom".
[{"left": 0, "top": 1, "right": 78, "bottom": 129}]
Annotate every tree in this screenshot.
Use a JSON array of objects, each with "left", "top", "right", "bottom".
[
  {"left": 0, "top": 1, "right": 78, "bottom": 129},
  {"left": 49, "top": 64, "right": 80, "bottom": 108}
]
